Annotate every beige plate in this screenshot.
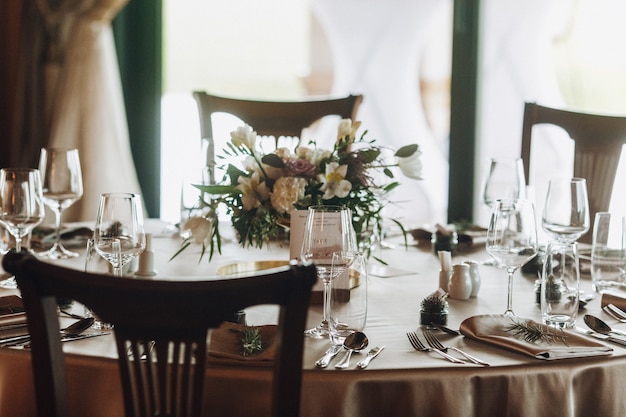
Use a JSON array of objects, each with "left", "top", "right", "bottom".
[{"left": 216, "top": 260, "right": 290, "bottom": 277}]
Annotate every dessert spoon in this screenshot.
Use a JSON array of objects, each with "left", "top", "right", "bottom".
[
  {"left": 583, "top": 314, "right": 626, "bottom": 338},
  {"left": 335, "top": 331, "right": 368, "bottom": 369}
]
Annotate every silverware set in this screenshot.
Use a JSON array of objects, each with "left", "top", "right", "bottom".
[
  {"left": 315, "top": 344, "right": 385, "bottom": 369},
  {"left": 407, "top": 328, "right": 490, "bottom": 366},
  {"left": 603, "top": 304, "right": 626, "bottom": 323}
]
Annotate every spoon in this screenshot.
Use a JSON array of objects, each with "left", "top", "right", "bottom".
[
  {"left": 583, "top": 314, "right": 626, "bottom": 338},
  {"left": 334, "top": 331, "right": 369, "bottom": 369}
]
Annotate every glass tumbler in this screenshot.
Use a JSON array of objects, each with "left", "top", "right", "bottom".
[
  {"left": 591, "top": 212, "right": 626, "bottom": 293},
  {"left": 541, "top": 241, "right": 580, "bottom": 329},
  {"left": 329, "top": 251, "right": 368, "bottom": 345}
]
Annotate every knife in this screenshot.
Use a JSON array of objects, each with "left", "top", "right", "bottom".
[
  {"left": 315, "top": 344, "right": 343, "bottom": 368},
  {"left": 18, "top": 332, "right": 112, "bottom": 348},
  {"left": 356, "top": 345, "right": 385, "bottom": 369},
  {"left": 429, "top": 323, "right": 461, "bottom": 336},
  {"left": 574, "top": 327, "right": 626, "bottom": 347}
]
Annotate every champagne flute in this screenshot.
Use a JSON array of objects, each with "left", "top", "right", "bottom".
[
  {"left": 300, "top": 205, "right": 357, "bottom": 338},
  {"left": 481, "top": 158, "right": 526, "bottom": 265},
  {"left": 93, "top": 193, "right": 146, "bottom": 277},
  {"left": 0, "top": 168, "right": 45, "bottom": 288},
  {"left": 541, "top": 177, "right": 590, "bottom": 243},
  {"left": 486, "top": 199, "right": 538, "bottom": 316},
  {"left": 38, "top": 148, "right": 84, "bottom": 259}
]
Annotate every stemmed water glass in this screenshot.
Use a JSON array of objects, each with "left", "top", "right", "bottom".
[
  {"left": 481, "top": 158, "right": 526, "bottom": 210},
  {"left": 38, "top": 148, "right": 84, "bottom": 259},
  {"left": 93, "top": 193, "right": 146, "bottom": 277},
  {"left": 0, "top": 168, "right": 46, "bottom": 288},
  {"left": 541, "top": 177, "right": 590, "bottom": 243},
  {"left": 486, "top": 199, "right": 538, "bottom": 316},
  {"left": 481, "top": 158, "right": 526, "bottom": 265},
  {"left": 300, "top": 205, "right": 357, "bottom": 338}
]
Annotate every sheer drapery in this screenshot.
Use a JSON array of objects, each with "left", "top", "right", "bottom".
[
  {"left": 313, "top": 0, "right": 452, "bottom": 227},
  {"left": 37, "top": 0, "right": 142, "bottom": 221}
]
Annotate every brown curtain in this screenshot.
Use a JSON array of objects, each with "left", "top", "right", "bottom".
[{"left": 0, "top": 0, "right": 47, "bottom": 169}]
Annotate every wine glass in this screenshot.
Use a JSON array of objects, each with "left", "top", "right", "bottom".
[
  {"left": 486, "top": 199, "right": 538, "bottom": 316},
  {"left": 38, "top": 148, "right": 84, "bottom": 259},
  {"left": 93, "top": 193, "right": 146, "bottom": 277},
  {"left": 481, "top": 158, "right": 526, "bottom": 265},
  {"left": 481, "top": 158, "right": 526, "bottom": 211},
  {"left": 0, "top": 168, "right": 46, "bottom": 288},
  {"left": 328, "top": 250, "right": 368, "bottom": 345},
  {"left": 300, "top": 205, "right": 357, "bottom": 338},
  {"left": 541, "top": 177, "right": 590, "bottom": 243}
]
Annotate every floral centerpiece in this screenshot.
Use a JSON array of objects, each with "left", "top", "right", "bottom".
[{"left": 174, "top": 119, "right": 422, "bottom": 261}]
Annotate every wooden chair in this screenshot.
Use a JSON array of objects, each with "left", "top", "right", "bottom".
[
  {"left": 192, "top": 91, "right": 363, "bottom": 183},
  {"left": 3, "top": 250, "right": 317, "bottom": 417},
  {"left": 521, "top": 102, "right": 626, "bottom": 243}
]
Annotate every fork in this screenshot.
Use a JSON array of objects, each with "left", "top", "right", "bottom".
[
  {"left": 406, "top": 331, "right": 464, "bottom": 363},
  {"left": 603, "top": 304, "right": 626, "bottom": 323},
  {"left": 422, "top": 328, "right": 490, "bottom": 366}
]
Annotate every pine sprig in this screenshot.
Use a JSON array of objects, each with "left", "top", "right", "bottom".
[
  {"left": 240, "top": 326, "right": 264, "bottom": 356},
  {"left": 506, "top": 320, "right": 569, "bottom": 346}
]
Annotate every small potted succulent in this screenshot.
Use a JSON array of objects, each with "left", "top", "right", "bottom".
[{"left": 420, "top": 289, "right": 449, "bottom": 325}]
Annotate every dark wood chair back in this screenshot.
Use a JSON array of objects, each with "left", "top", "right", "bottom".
[
  {"left": 192, "top": 91, "right": 363, "bottom": 183},
  {"left": 521, "top": 101, "right": 626, "bottom": 242},
  {"left": 3, "top": 251, "right": 317, "bottom": 417}
]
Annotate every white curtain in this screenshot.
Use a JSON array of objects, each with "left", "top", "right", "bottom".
[
  {"left": 40, "top": 0, "right": 143, "bottom": 222},
  {"left": 313, "top": 0, "right": 452, "bottom": 227}
]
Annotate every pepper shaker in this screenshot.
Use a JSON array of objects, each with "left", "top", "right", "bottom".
[
  {"left": 448, "top": 263, "right": 472, "bottom": 300},
  {"left": 465, "top": 260, "right": 481, "bottom": 297}
]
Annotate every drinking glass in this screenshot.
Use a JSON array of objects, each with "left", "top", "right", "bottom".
[
  {"left": 38, "top": 148, "right": 84, "bottom": 259},
  {"left": 93, "top": 193, "right": 145, "bottom": 277},
  {"left": 0, "top": 168, "right": 46, "bottom": 288},
  {"left": 591, "top": 212, "right": 626, "bottom": 293},
  {"left": 486, "top": 199, "right": 538, "bottom": 316},
  {"left": 329, "top": 251, "right": 368, "bottom": 345},
  {"left": 481, "top": 158, "right": 526, "bottom": 209},
  {"left": 481, "top": 158, "right": 526, "bottom": 265},
  {"left": 541, "top": 240, "right": 580, "bottom": 328},
  {"left": 542, "top": 177, "right": 590, "bottom": 243},
  {"left": 300, "top": 205, "right": 357, "bottom": 338}
]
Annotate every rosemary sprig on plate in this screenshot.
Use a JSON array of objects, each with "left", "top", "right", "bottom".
[{"left": 506, "top": 319, "right": 569, "bottom": 346}]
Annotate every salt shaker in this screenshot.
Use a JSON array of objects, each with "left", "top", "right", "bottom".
[
  {"left": 465, "top": 260, "right": 481, "bottom": 297},
  {"left": 448, "top": 263, "right": 472, "bottom": 300},
  {"left": 437, "top": 251, "right": 452, "bottom": 292}
]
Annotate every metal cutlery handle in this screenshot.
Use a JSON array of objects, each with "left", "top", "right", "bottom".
[
  {"left": 447, "top": 346, "right": 490, "bottom": 366},
  {"left": 356, "top": 346, "right": 385, "bottom": 369},
  {"left": 334, "top": 350, "right": 353, "bottom": 369},
  {"left": 315, "top": 345, "right": 342, "bottom": 368}
]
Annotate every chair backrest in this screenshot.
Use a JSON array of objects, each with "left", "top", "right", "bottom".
[
  {"left": 192, "top": 91, "right": 363, "bottom": 183},
  {"left": 521, "top": 102, "right": 626, "bottom": 243},
  {"left": 3, "top": 250, "right": 317, "bottom": 417}
]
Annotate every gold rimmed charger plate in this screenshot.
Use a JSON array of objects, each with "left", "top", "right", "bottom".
[{"left": 216, "top": 260, "right": 290, "bottom": 277}]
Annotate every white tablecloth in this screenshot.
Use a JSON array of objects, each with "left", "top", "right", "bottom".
[{"left": 1, "top": 220, "right": 625, "bottom": 417}]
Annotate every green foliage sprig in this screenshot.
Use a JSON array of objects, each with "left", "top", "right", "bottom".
[
  {"left": 506, "top": 320, "right": 569, "bottom": 345},
  {"left": 240, "top": 326, "right": 264, "bottom": 356}
]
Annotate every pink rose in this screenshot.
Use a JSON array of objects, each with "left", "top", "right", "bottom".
[{"left": 284, "top": 159, "right": 318, "bottom": 179}]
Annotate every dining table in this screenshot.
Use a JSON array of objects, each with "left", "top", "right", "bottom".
[{"left": 1, "top": 219, "right": 626, "bottom": 417}]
